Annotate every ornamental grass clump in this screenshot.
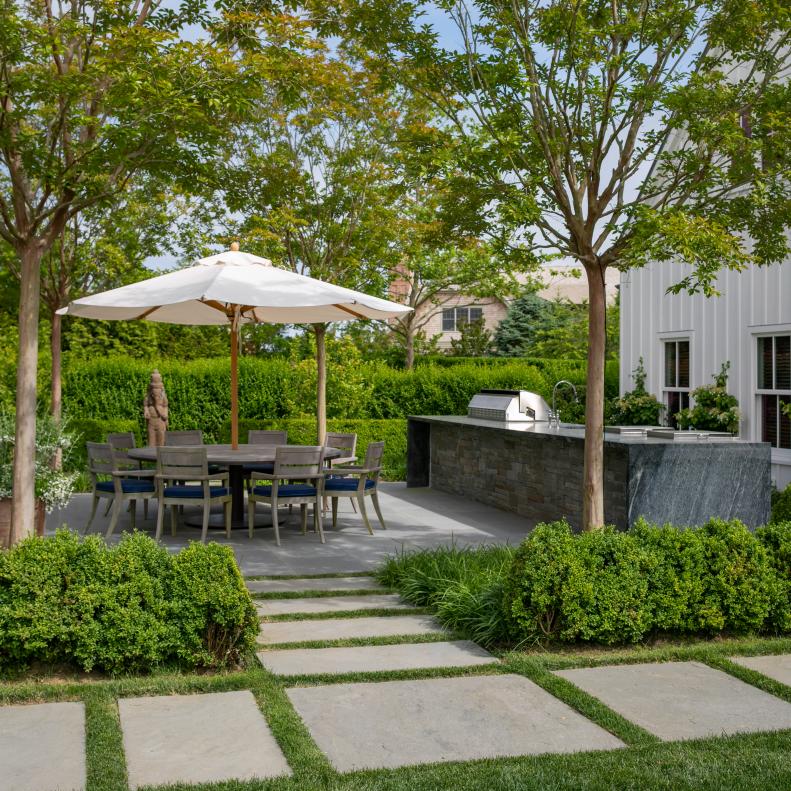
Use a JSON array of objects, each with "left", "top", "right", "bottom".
[{"left": 0, "top": 530, "right": 257, "bottom": 674}]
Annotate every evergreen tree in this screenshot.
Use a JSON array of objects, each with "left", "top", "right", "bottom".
[{"left": 493, "top": 293, "right": 553, "bottom": 357}]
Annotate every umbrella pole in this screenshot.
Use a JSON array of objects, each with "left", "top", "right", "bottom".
[{"left": 231, "top": 310, "right": 240, "bottom": 449}]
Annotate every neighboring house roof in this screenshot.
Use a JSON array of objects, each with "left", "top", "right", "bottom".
[{"left": 534, "top": 265, "right": 620, "bottom": 303}]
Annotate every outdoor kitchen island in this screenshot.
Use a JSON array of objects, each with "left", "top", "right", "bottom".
[{"left": 407, "top": 415, "right": 772, "bottom": 530}]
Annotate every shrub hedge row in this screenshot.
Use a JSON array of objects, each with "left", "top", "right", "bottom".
[
  {"left": 61, "top": 356, "right": 619, "bottom": 445},
  {"left": 381, "top": 518, "right": 791, "bottom": 648},
  {"left": 504, "top": 519, "right": 791, "bottom": 645},
  {"left": 0, "top": 531, "right": 258, "bottom": 674}
]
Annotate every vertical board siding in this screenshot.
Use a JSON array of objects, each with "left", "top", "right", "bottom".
[{"left": 619, "top": 250, "right": 791, "bottom": 489}]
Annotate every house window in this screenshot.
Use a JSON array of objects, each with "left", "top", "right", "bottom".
[
  {"left": 442, "top": 306, "right": 483, "bottom": 332},
  {"left": 757, "top": 335, "right": 791, "bottom": 450},
  {"left": 663, "top": 339, "right": 690, "bottom": 428}
]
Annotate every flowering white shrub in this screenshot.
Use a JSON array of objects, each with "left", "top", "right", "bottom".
[{"left": 0, "top": 412, "right": 78, "bottom": 511}]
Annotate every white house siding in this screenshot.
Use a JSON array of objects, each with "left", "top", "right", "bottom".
[{"left": 620, "top": 257, "right": 791, "bottom": 489}]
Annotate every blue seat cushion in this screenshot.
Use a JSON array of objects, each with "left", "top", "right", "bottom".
[
  {"left": 96, "top": 479, "right": 155, "bottom": 494},
  {"left": 163, "top": 485, "right": 229, "bottom": 499},
  {"left": 325, "top": 477, "right": 375, "bottom": 492},
  {"left": 252, "top": 483, "right": 317, "bottom": 498},
  {"left": 243, "top": 462, "right": 275, "bottom": 473}
]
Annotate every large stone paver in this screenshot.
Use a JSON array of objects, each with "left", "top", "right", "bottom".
[
  {"left": 256, "top": 594, "right": 408, "bottom": 617},
  {"left": 731, "top": 654, "right": 791, "bottom": 687},
  {"left": 0, "top": 701, "right": 85, "bottom": 791},
  {"left": 118, "top": 691, "right": 290, "bottom": 789},
  {"left": 287, "top": 674, "right": 623, "bottom": 771},
  {"left": 258, "top": 640, "right": 495, "bottom": 676},
  {"left": 258, "top": 614, "right": 445, "bottom": 645},
  {"left": 556, "top": 661, "right": 791, "bottom": 741},
  {"left": 247, "top": 576, "right": 383, "bottom": 593}
]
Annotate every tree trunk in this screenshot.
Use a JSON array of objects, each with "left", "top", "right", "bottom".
[
  {"left": 313, "top": 323, "right": 327, "bottom": 445},
  {"left": 50, "top": 309, "right": 63, "bottom": 469},
  {"left": 404, "top": 321, "right": 415, "bottom": 371},
  {"left": 582, "top": 263, "right": 607, "bottom": 531},
  {"left": 11, "top": 242, "right": 44, "bottom": 544},
  {"left": 50, "top": 309, "right": 62, "bottom": 422}
]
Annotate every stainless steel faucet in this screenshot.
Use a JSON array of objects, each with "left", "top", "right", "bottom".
[{"left": 550, "top": 380, "right": 578, "bottom": 428}]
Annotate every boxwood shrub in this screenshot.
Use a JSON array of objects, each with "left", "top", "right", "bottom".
[
  {"left": 0, "top": 531, "right": 258, "bottom": 674},
  {"left": 502, "top": 518, "right": 791, "bottom": 646}
]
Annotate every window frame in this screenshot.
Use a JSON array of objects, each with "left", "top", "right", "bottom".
[
  {"left": 441, "top": 305, "right": 484, "bottom": 333},
  {"left": 756, "top": 333, "right": 791, "bottom": 451},
  {"left": 662, "top": 338, "right": 691, "bottom": 427}
]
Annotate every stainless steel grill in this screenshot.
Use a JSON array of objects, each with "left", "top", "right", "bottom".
[{"left": 467, "top": 390, "right": 551, "bottom": 422}]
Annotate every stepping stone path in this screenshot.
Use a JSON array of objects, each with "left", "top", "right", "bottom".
[
  {"left": 731, "top": 654, "right": 791, "bottom": 687},
  {"left": 247, "top": 576, "right": 384, "bottom": 593},
  {"left": 287, "top": 675, "right": 625, "bottom": 772},
  {"left": 556, "top": 660, "right": 791, "bottom": 741},
  {"left": 258, "top": 614, "right": 446, "bottom": 645},
  {"left": 256, "top": 593, "right": 408, "bottom": 617},
  {"left": 0, "top": 701, "right": 85, "bottom": 791},
  {"left": 259, "top": 639, "right": 496, "bottom": 677},
  {"left": 118, "top": 690, "right": 290, "bottom": 789},
  {"left": 6, "top": 570, "right": 791, "bottom": 788}
]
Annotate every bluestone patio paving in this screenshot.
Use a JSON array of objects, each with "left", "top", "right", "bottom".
[
  {"left": 52, "top": 482, "right": 532, "bottom": 575},
  {"left": 246, "top": 576, "right": 384, "bottom": 593},
  {"left": 286, "top": 674, "right": 624, "bottom": 771},
  {"left": 118, "top": 690, "right": 290, "bottom": 789},
  {"left": 258, "top": 639, "right": 496, "bottom": 676},
  {"left": 556, "top": 661, "right": 791, "bottom": 741},
  {"left": 731, "top": 654, "right": 791, "bottom": 687},
  {"left": 257, "top": 614, "right": 445, "bottom": 644},
  {"left": 0, "top": 701, "right": 85, "bottom": 791},
  {"left": 256, "top": 593, "right": 408, "bottom": 617}
]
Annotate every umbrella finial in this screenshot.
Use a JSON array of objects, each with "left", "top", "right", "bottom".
[{"left": 230, "top": 241, "right": 240, "bottom": 251}]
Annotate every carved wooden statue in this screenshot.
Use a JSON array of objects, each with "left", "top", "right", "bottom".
[{"left": 144, "top": 369, "right": 169, "bottom": 446}]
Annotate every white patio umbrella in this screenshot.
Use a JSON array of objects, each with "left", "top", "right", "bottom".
[{"left": 58, "top": 244, "right": 412, "bottom": 448}]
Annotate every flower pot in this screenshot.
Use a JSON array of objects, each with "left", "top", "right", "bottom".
[{"left": 0, "top": 498, "right": 46, "bottom": 548}]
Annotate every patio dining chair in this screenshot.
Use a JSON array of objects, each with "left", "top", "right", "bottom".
[
  {"left": 164, "top": 430, "right": 204, "bottom": 445},
  {"left": 248, "top": 446, "right": 326, "bottom": 545},
  {"left": 85, "top": 442, "right": 156, "bottom": 538},
  {"left": 324, "top": 441, "right": 386, "bottom": 535},
  {"left": 107, "top": 431, "right": 154, "bottom": 519},
  {"left": 155, "top": 446, "right": 231, "bottom": 543},
  {"left": 244, "top": 429, "right": 288, "bottom": 475},
  {"left": 324, "top": 431, "right": 358, "bottom": 512}
]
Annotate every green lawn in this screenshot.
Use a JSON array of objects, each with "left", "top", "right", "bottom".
[{"left": 3, "top": 631, "right": 791, "bottom": 790}]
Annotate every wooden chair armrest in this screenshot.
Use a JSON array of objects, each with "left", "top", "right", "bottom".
[
  {"left": 325, "top": 466, "right": 380, "bottom": 476},
  {"left": 112, "top": 468, "right": 155, "bottom": 478}
]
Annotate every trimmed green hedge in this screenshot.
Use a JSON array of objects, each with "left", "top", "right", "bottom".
[
  {"left": 224, "top": 418, "right": 407, "bottom": 480},
  {"left": 380, "top": 519, "right": 791, "bottom": 648},
  {"left": 62, "top": 355, "right": 616, "bottom": 442},
  {"left": 0, "top": 531, "right": 258, "bottom": 674},
  {"left": 504, "top": 519, "right": 791, "bottom": 645}
]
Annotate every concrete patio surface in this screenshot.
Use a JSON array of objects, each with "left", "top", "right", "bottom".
[
  {"left": 731, "top": 654, "right": 791, "bottom": 687},
  {"left": 258, "top": 639, "right": 496, "bottom": 676},
  {"left": 256, "top": 593, "right": 408, "bottom": 617},
  {"left": 49, "top": 482, "right": 532, "bottom": 575},
  {"left": 0, "top": 701, "right": 85, "bottom": 791},
  {"left": 257, "top": 614, "right": 446, "bottom": 645},
  {"left": 556, "top": 661, "right": 791, "bottom": 741},
  {"left": 118, "top": 691, "right": 291, "bottom": 789},
  {"left": 286, "top": 674, "right": 625, "bottom": 771}
]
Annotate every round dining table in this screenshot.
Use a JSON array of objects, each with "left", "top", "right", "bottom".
[{"left": 128, "top": 444, "right": 342, "bottom": 530}]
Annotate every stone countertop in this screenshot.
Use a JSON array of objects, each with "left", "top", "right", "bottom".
[{"left": 407, "top": 415, "right": 762, "bottom": 447}]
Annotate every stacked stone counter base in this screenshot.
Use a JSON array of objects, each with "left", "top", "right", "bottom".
[{"left": 407, "top": 416, "right": 771, "bottom": 530}]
